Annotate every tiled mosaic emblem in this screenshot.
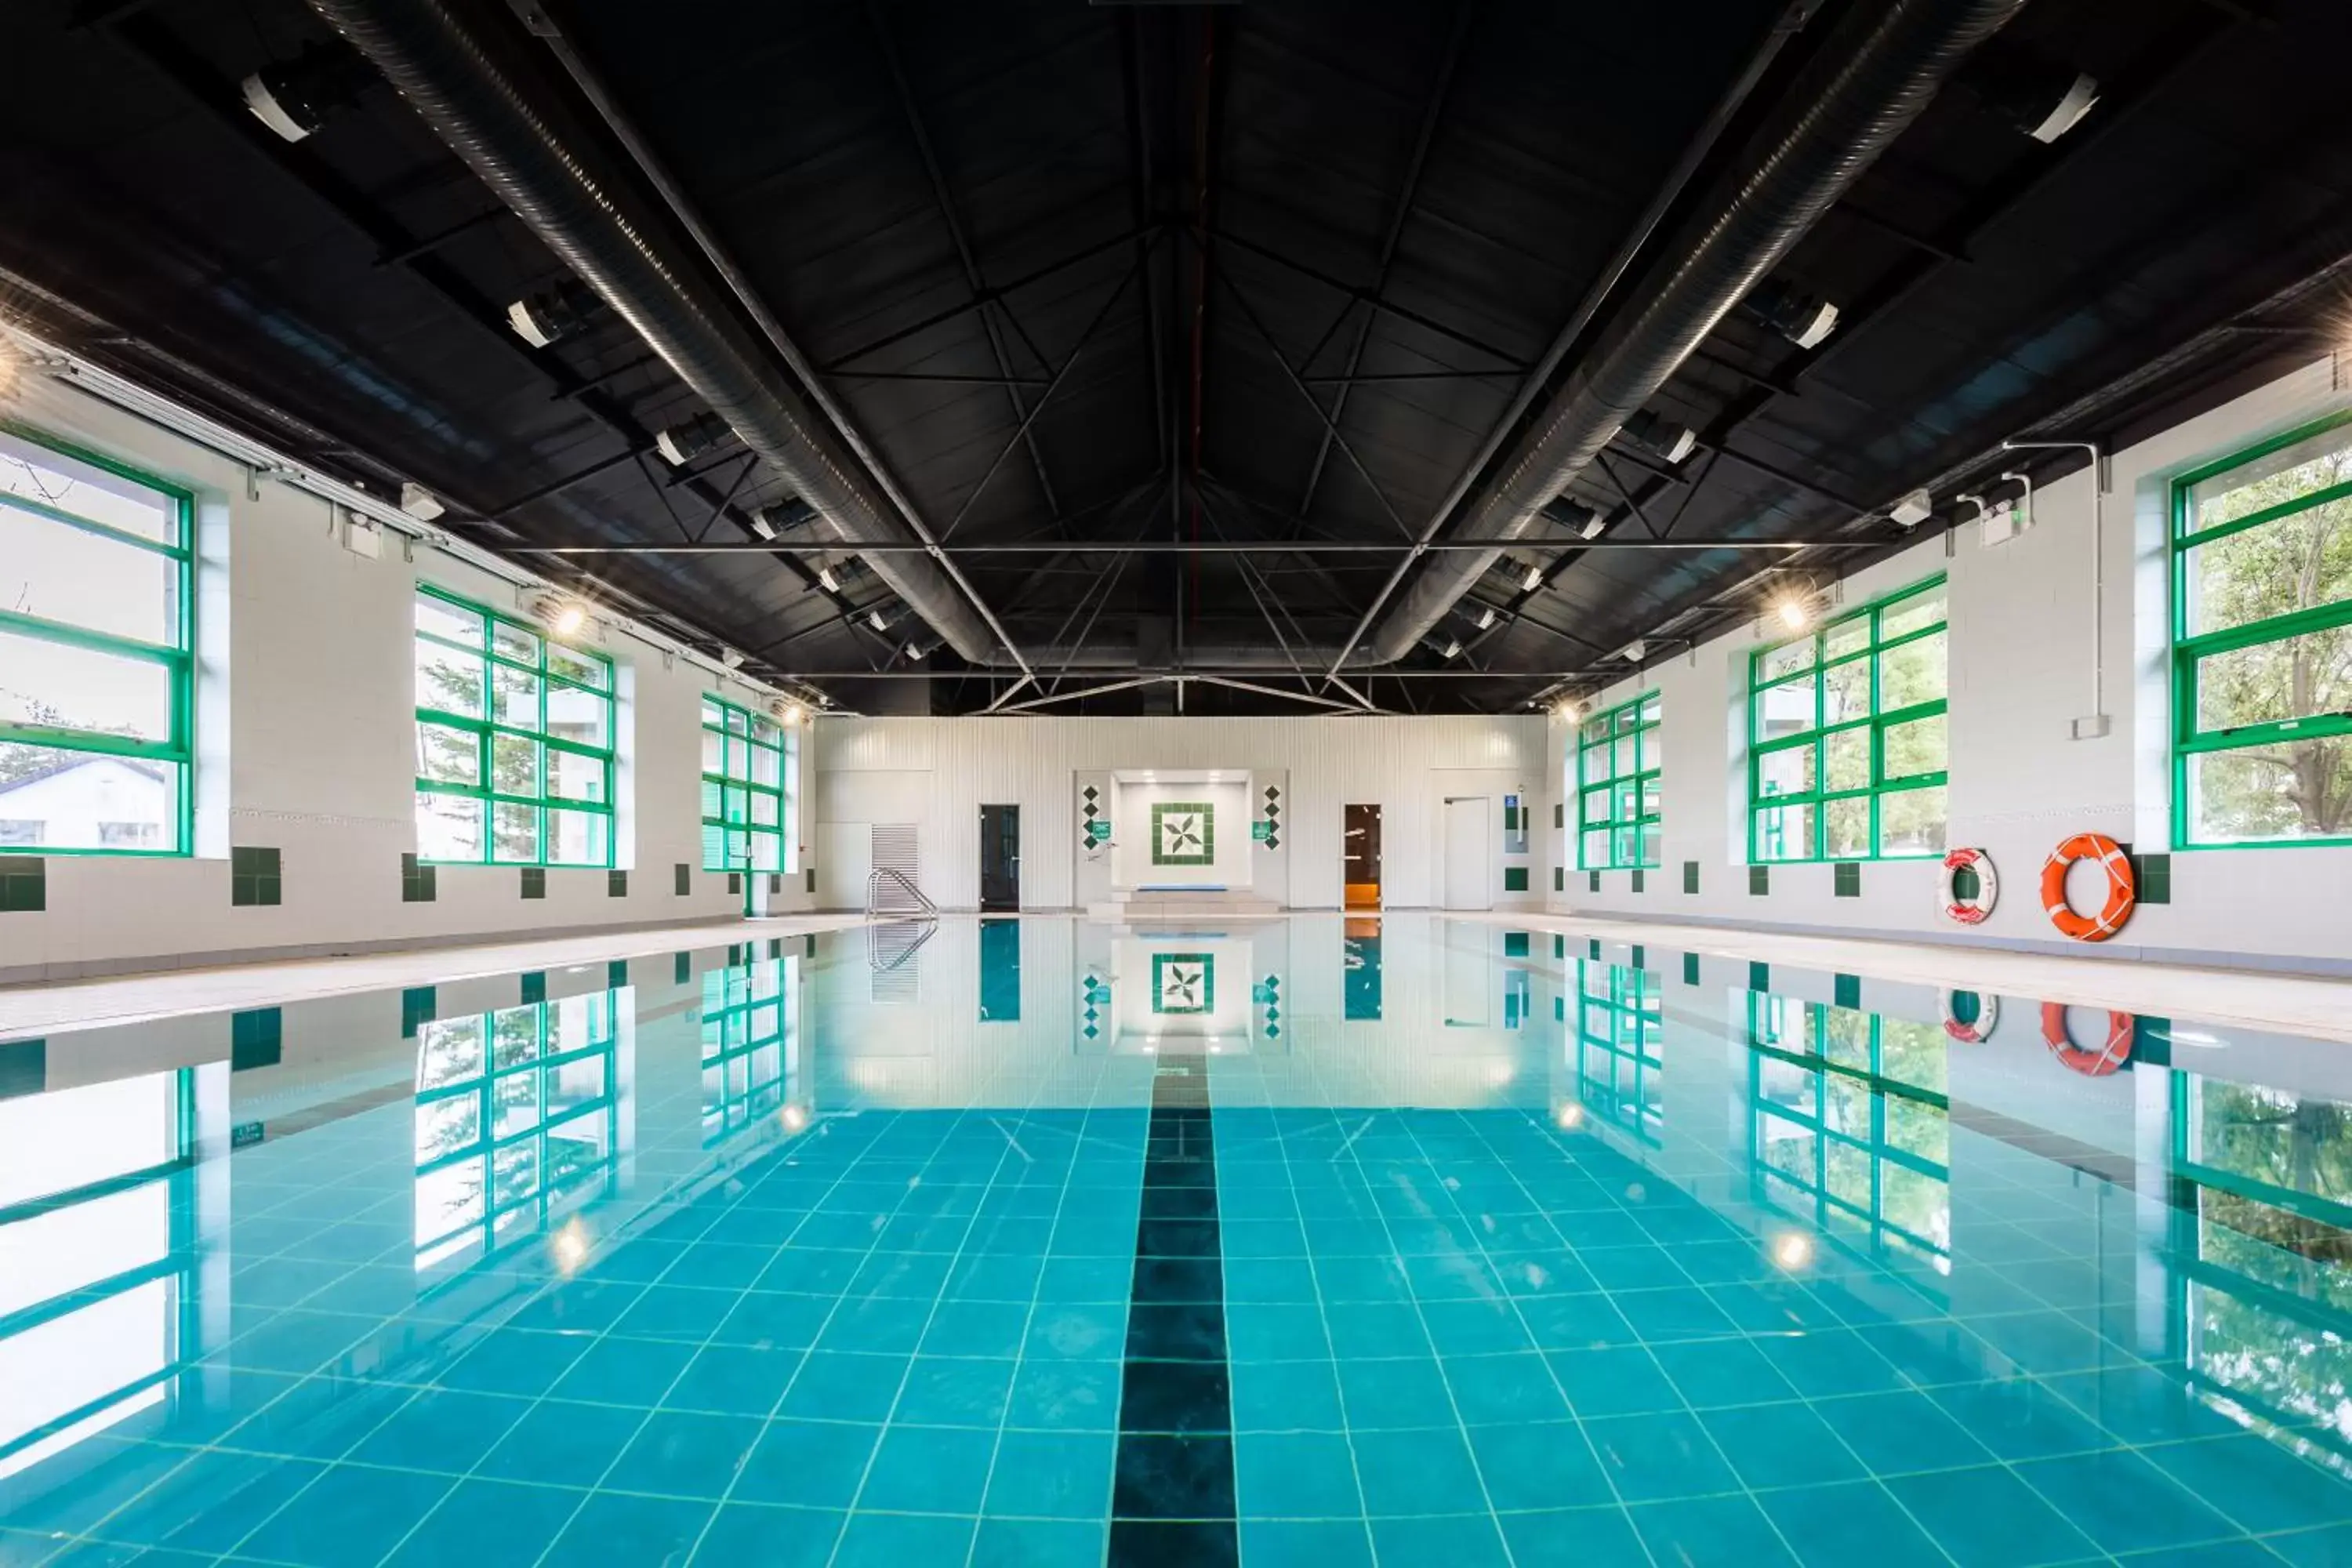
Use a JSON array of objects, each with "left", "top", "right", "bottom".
[
  {"left": 1152, "top": 953, "right": 1214, "bottom": 1014},
  {"left": 1151, "top": 802, "right": 1213, "bottom": 866}
]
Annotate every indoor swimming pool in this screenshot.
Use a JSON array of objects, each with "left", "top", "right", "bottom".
[{"left": 2, "top": 914, "right": 2350, "bottom": 1567}]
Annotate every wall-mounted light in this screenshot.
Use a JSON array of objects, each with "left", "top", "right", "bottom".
[
  {"left": 653, "top": 411, "right": 731, "bottom": 467},
  {"left": 1890, "top": 488, "right": 1934, "bottom": 529},
  {"left": 1740, "top": 278, "right": 1841, "bottom": 350},
  {"left": 531, "top": 594, "right": 589, "bottom": 638},
  {"left": 1621, "top": 409, "right": 1698, "bottom": 465},
  {"left": 398, "top": 481, "right": 445, "bottom": 522},
  {"left": 1620, "top": 639, "right": 1646, "bottom": 662},
  {"left": 771, "top": 698, "right": 804, "bottom": 726},
  {"left": 1776, "top": 597, "right": 1811, "bottom": 631},
  {"left": 505, "top": 280, "right": 600, "bottom": 349},
  {"left": 241, "top": 41, "right": 376, "bottom": 143}
]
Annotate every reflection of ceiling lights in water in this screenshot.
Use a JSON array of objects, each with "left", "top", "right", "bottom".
[
  {"left": 781, "top": 1105, "right": 809, "bottom": 1132},
  {"left": 1770, "top": 1231, "right": 1816, "bottom": 1272},
  {"left": 550, "top": 1218, "right": 590, "bottom": 1276},
  {"left": 1555, "top": 1104, "right": 1585, "bottom": 1131}
]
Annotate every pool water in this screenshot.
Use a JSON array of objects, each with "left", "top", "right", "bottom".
[{"left": 3, "top": 914, "right": 2350, "bottom": 1567}]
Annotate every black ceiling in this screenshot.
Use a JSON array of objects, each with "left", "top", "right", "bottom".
[{"left": 5, "top": 0, "right": 2352, "bottom": 715}]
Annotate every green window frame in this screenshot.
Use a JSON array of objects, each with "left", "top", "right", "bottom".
[
  {"left": 1573, "top": 960, "right": 1661, "bottom": 1145},
  {"left": 1747, "top": 575, "right": 1948, "bottom": 863},
  {"left": 2169, "top": 408, "right": 2352, "bottom": 849},
  {"left": 413, "top": 586, "right": 615, "bottom": 867},
  {"left": 1575, "top": 689, "right": 1661, "bottom": 870},
  {"left": 701, "top": 953, "right": 798, "bottom": 1145},
  {"left": 700, "top": 694, "right": 796, "bottom": 873},
  {"left": 412, "top": 989, "right": 621, "bottom": 1279},
  {"left": 0, "top": 421, "right": 195, "bottom": 856},
  {"left": 1745, "top": 993, "right": 1951, "bottom": 1279}
]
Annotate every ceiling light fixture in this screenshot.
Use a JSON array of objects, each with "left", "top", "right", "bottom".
[
  {"left": 1890, "top": 488, "right": 1934, "bottom": 529},
  {"left": 1740, "top": 278, "right": 1841, "bottom": 350},
  {"left": 1475, "top": 606, "right": 1497, "bottom": 631},
  {"left": 531, "top": 594, "right": 589, "bottom": 638},
  {"left": 904, "top": 637, "right": 938, "bottom": 662},
  {"left": 504, "top": 279, "right": 600, "bottom": 349},
  {"left": 719, "top": 648, "right": 746, "bottom": 670},
  {"left": 1622, "top": 409, "right": 1698, "bottom": 465},
  {"left": 1972, "top": 49, "right": 2101, "bottom": 143},
  {"left": 1545, "top": 499, "right": 1607, "bottom": 540},
  {"left": 1620, "top": 640, "right": 1646, "bottom": 662},
  {"left": 240, "top": 41, "right": 376, "bottom": 143},
  {"left": 750, "top": 499, "right": 814, "bottom": 541},
  {"left": 653, "top": 411, "right": 730, "bottom": 467},
  {"left": 868, "top": 607, "right": 892, "bottom": 633},
  {"left": 1522, "top": 563, "right": 1546, "bottom": 592},
  {"left": 398, "top": 481, "right": 445, "bottom": 522},
  {"left": 1777, "top": 597, "right": 1811, "bottom": 631}
]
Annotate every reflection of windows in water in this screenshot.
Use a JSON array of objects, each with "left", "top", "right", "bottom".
[
  {"left": 2174, "top": 1073, "right": 2352, "bottom": 1452},
  {"left": 0, "top": 1068, "right": 201, "bottom": 1471},
  {"left": 413, "top": 991, "right": 621, "bottom": 1277},
  {"left": 703, "top": 957, "right": 797, "bottom": 1146},
  {"left": 0, "top": 819, "right": 38, "bottom": 846},
  {"left": 1745, "top": 994, "right": 1951, "bottom": 1277},
  {"left": 98, "top": 821, "right": 158, "bottom": 848},
  {"left": 1576, "top": 962, "right": 1661, "bottom": 1145}
]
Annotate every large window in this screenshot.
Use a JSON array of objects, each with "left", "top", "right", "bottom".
[
  {"left": 700, "top": 695, "right": 795, "bottom": 874},
  {"left": 1748, "top": 577, "right": 1947, "bottom": 862},
  {"left": 0, "top": 425, "right": 193, "bottom": 855},
  {"left": 1576, "top": 690, "right": 1661, "bottom": 869},
  {"left": 413, "top": 589, "right": 614, "bottom": 866},
  {"left": 2172, "top": 411, "right": 2352, "bottom": 847},
  {"left": 702, "top": 952, "right": 798, "bottom": 1146},
  {"left": 1573, "top": 960, "right": 1661, "bottom": 1145}
]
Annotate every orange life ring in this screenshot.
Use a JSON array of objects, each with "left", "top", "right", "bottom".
[
  {"left": 1940, "top": 848, "right": 1998, "bottom": 925},
  {"left": 2040, "top": 1002, "right": 2133, "bottom": 1076},
  {"left": 1940, "top": 989, "right": 1998, "bottom": 1044},
  {"left": 2040, "top": 833, "right": 2135, "bottom": 942}
]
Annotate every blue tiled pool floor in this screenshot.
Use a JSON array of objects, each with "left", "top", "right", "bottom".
[{"left": 6, "top": 920, "right": 2352, "bottom": 1566}]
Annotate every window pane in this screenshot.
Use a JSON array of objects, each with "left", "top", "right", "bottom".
[
  {"left": 2190, "top": 741, "right": 2352, "bottom": 844},
  {"left": 1756, "top": 743, "right": 1814, "bottom": 800},
  {"left": 0, "top": 741, "right": 176, "bottom": 851},
  {"left": 701, "top": 728, "right": 724, "bottom": 774},
  {"left": 752, "top": 790, "right": 779, "bottom": 827},
  {"left": 2183, "top": 502, "right": 2352, "bottom": 640},
  {"left": 0, "top": 430, "right": 178, "bottom": 545},
  {"left": 1758, "top": 639, "right": 1813, "bottom": 683},
  {"left": 1639, "top": 692, "right": 1661, "bottom": 725},
  {"left": 1879, "top": 786, "right": 1947, "bottom": 856},
  {"left": 1880, "top": 584, "right": 1946, "bottom": 643},
  {"left": 546, "top": 748, "right": 608, "bottom": 804},
  {"left": 724, "top": 786, "right": 749, "bottom": 826},
  {"left": 1612, "top": 734, "right": 1635, "bottom": 778},
  {"left": 491, "top": 733, "right": 540, "bottom": 797},
  {"left": 0, "top": 631, "right": 173, "bottom": 742},
  {"left": 416, "top": 722, "right": 480, "bottom": 786},
  {"left": 492, "top": 801, "right": 540, "bottom": 863},
  {"left": 1823, "top": 656, "right": 1871, "bottom": 725},
  {"left": 492, "top": 622, "right": 539, "bottom": 665},
  {"left": 416, "top": 641, "right": 485, "bottom": 719},
  {"left": 1753, "top": 803, "right": 1814, "bottom": 861},
  {"left": 2187, "top": 422, "right": 2352, "bottom": 535},
  {"left": 753, "top": 831, "right": 782, "bottom": 872},
  {"left": 1639, "top": 823, "right": 1661, "bottom": 868},
  {"left": 418, "top": 791, "right": 484, "bottom": 861},
  {"left": 1825, "top": 795, "right": 1871, "bottom": 858},
  {"left": 546, "top": 684, "right": 608, "bottom": 750},
  {"left": 752, "top": 745, "right": 781, "bottom": 789},
  {"left": 492, "top": 666, "right": 541, "bottom": 730},
  {"left": 0, "top": 510, "right": 177, "bottom": 644},
  {"left": 1639, "top": 775, "right": 1663, "bottom": 818},
  {"left": 547, "top": 644, "right": 608, "bottom": 691},
  {"left": 1755, "top": 676, "right": 1816, "bottom": 741},
  {"left": 1824, "top": 726, "right": 1871, "bottom": 793},
  {"left": 1581, "top": 786, "right": 1612, "bottom": 826},
  {"left": 1612, "top": 826, "right": 1640, "bottom": 865},
  {"left": 1882, "top": 713, "right": 1947, "bottom": 783},
  {"left": 416, "top": 595, "right": 482, "bottom": 646},
  {"left": 547, "top": 808, "right": 609, "bottom": 866},
  {"left": 2194, "top": 625, "right": 2352, "bottom": 735},
  {"left": 1878, "top": 630, "right": 1946, "bottom": 710},
  {"left": 1824, "top": 612, "right": 1870, "bottom": 662}
]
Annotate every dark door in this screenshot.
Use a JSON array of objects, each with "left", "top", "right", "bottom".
[
  {"left": 1345, "top": 804, "right": 1382, "bottom": 908},
  {"left": 979, "top": 804, "right": 1020, "bottom": 911}
]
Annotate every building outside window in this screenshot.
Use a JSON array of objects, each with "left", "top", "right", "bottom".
[
  {"left": 700, "top": 694, "right": 795, "bottom": 875},
  {"left": 1575, "top": 690, "right": 1660, "bottom": 869},
  {"left": 1748, "top": 576, "right": 1947, "bottom": 862},
  {"left": 0, "top": 424, "right": 194, "bottom": 855},
  {"left": 2172, "top": 411, "right": 2352, "bottom": 848},
  {"left": 412, "top": 588, "right": 615, "bottom": 866}
]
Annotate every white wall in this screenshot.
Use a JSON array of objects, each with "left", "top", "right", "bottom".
[
  {"left": 816, "top": 716, "right": 1548, "bottom": 911},
  {"left": 1552, "top": 356, "right": 2352, "bottom": 974},
  {"left": 1, "top": 375, "right": 813, "bottom": 982}
]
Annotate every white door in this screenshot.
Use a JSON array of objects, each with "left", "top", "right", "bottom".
[{"left": 1443, "top": 797, "right": 1490, "bottom": 910}]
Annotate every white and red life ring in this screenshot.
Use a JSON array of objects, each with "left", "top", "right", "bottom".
[
  {"left": 1940, "top": 847, "right": 1998, "bottom": 925},
  {"left": 2042, "top": 833, "right": 2135, "bottom": 942},
  {"left": 2041, "top": 1001, "right": 2134, "bottom": 1076},
  {"left": 1940, "top": 990, "right": 1999, "bottom": 1044}
]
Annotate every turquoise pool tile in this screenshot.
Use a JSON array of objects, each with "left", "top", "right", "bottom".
[
  {"left": 1581, "top": 1411, "right": 1740, "bottom": 1503},
  {"left": 2010, "top": 1450, "right": 2239, "bottom": 1555},
  {"left": 1237, "top": 1519, "right": 1377, "bottom": 1568},
  {"left": 1493, "top": 1505, "right": 1650, "bottom": 1568},
  {"left": 1926, "top": 1379, "right": 2117, "bottom": 1461},
  {"left": 1544, "top": 1346, "right": 1686, "bottom": 1417},
  {"left": 688, "top": 1502, "right": 843, "bottom": 1568},
  {"left": 1350, "top": 1428, "right": 1487, "bottom": 1517},
  {"left": 1753, "top": 1328, "right": 1906, "bottom": 1398},
  {"left": 2266, "top": 1522, "right": 2352, "bottom": 1566},
  {"left": 1367, "top": 1513, "right": 1512, "bottom": 1567},
  {"left": 548, "top": 1335, "right": 700, "bottom": 1407},
  {"left": 1647, "top": 1337, "right": 1798, "bottom": 1409},
  {"left": 920, "top": 1299, "right": 1032, "bottom": 1358},
  {"left": 1443, "top": 1352, "right": 1571, "bottom": 1425},
  {"left": 1465, "top": 1421, "right": 1612, "bottom": 1512},
  {"left": 1231, "top": 1359, "right": 1346, "bottom": 1432},
  {"left": 666, "top": 1343, "right": 804, "bottom": 1416},
  {"left": 831, "top": 1511, "right": 975, "bottom": 1568},
  {"left": 1236, "top": 1432, "right": 1362, "bottom": 1519},
  {"left": 1323, "top": 1302, "right": 1428, "bottom": 1359},
  {"left": 1627, "top": 1494, "right": 1801, "bottom": 1568},
  {"left": 436, "top": 1328, "right": 591, "bottom": 1397},
  {"left": 1811, "top": 1389, "right": 1996, "bottom": 1475},
  {"left": 777, "top": 1352, "right": 908, "bottom": 1421},
  {"left": 1024, "top": 1303, "right": 1127, "bottom": 1360},
  {"left": 971, "top": 1518, "right": 1108, "bottom": 1568},
  {"left": 983, "top": 1432, "right": 1115, "bottom": 1519},
  {"left": 1757, "top": 1479, "right": 1947, "bottom": 1565},
  {"left": 475, "top": 1399, "right": 643, "bottom": 1487},
  {"left": 381, "top": 1478, "right": 583, "bottom": 1568},
  {"left": 732, "top": 1421, "right": 880, "bottom": 1510},
  {"left": 1882, "top": 1465, "right": 2102, "bottom": 1567},
  {"left": 857, "top": 1425, "right": 996, "bottom": 1513},
  {"left": 347, "top": 1388, "right": 528, "bottom": 1473},
  {"left": 1225, "top": 1304, "right": 1331, "bottom": 1361},
  {"left": 81, "top": 1450, "right": 310, "bottom": 1552},
  {"left": 1420, "top": 1300, "right": 1537, "bottom": 1356},
  {"left": 2138, "top": 1435, "right": 2352, "bottom": 1536},
  {"left": 235, "top": 1463, "right": 454, "bottom": 1566},
  {"left": 544, "top": 1492, "right": 713, "bottom": 1568},
  {"left": 609, "top": 1411, "right": 764, "bottom": 1501},
  {"left": 1007, "top": 1359, "right": 1123, "bottom": 1431},
  {"left": 893, "top": 1356, "right": 1015, "bottom": 1427},
  {"left": 1698, "top": 1402, "right": 1868, "bottom": 1490},
  {"left": 1335, "top": 1357, "right": 1455, "bottom": 1430}
]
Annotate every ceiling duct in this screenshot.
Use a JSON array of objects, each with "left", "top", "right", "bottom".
[
  {"left": 1356, "top": 0, "right": 2028, "bottom": 667},
  {"left": 303, "top": 0, "right": 1002, "bottom": 664}
]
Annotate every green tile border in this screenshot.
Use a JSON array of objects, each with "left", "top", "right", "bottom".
[{"left": 1149, "top": 801, "right": 1215, "bottom": 867}]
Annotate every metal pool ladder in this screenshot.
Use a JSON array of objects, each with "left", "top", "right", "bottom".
[{"left": 864, "top": 868, "right": 938, "bottom": 987}]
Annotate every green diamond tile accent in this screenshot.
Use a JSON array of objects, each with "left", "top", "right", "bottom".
[
  {"left": 400, "top": 987, "right": 436, "bottom": 1040},
  {"left": 1682, "top": 952, "right": 1700, "bottom": 987},
  {"left": 1503, "top": 866, "right": 1529, "bottom": 892},
  {"left": 1588, "top": 938, "right": 1601, "bottom": 960},
  {"left": 1630, "top": 869, "right": 1645, "bottom": 895},
  {"left": 1835, "top": 973, "right": 1862, "bottom": 1009},
  {"left": 1749, "top": 864, "right": 1769, "bottom": 897},
  {"left": 231, "top": 846, "right": 282, "bottom": 908},
  {"left": 2, "top": 856, "right": 47, "bottom": 914},
  {"left": 608, "top": 869, "right": 628, "bottom": 898},
  {"left": 728, "top": 873, "right": 742, "bottom": 895},
  {"left": 1683, "top": 860, "right": 1699, "bottom": 895},
  {"left": 0, "top": 1040, "right": 43, "bottom": 1100},
  {"left": 676, "top": 863, "right": 692, "bottom": 896},
  {"left": 401, "top": 852, "right": 436, "bottom": 904},
  {"left": 521, "top": 971, "right": 546, "bottom": 1005},
  {"left": 1504, "top": 931, "right": 1529, "bottom": 958},
  {"left": 1588, "top": 870, "right": 1601, "bottom": 893},
  {"left": 230, "top": 1007, "right": 282, "bottom": 1072},
  {"left": 521, "top": 866, "right": 546, "bottom": 900},
  {"left": 608, "top": 960, "right": 629, "bottom": 989},
  {"left": 674, "top": 951, "right": 691, "bottom": 985},
  {"left": 2134, "top": 852, "right": 2172, "bottom": 906},
  {"left": 1834, "top": 861, "right": 1861, "bottom": 898},
  {"left": 1748, "top": 960, "right": 1770, "bottom": 993},
  {"left": 1554, "top": 866, "right": 1564, "bottom": 892}
]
